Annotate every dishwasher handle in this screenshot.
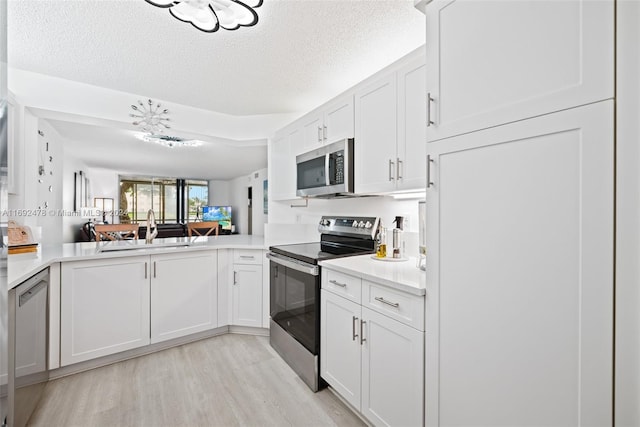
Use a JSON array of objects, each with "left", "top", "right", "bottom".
[{"left": 18, "top": 269, "right": 49, "bottom": 307}]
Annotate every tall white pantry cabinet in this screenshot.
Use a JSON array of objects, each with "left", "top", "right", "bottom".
[{"left": 422, "top": 1, "right": 615, "bottom": 426}]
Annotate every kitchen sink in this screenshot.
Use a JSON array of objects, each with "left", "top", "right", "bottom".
[{"left": 97, "top": 240, "right": 192, "bottom": 252}]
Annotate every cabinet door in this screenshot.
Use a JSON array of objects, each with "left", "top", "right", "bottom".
[
  {"left": 150, "top": 251, "right": 217, "bottom": 344},
  {"left": 355, "top": 72, "right": 398, "bottom": 194},
  {"left": 61, "top": 257, "right": 150, "bottom": 366},
  {"left": 232, "top": 263, "right": 263, "bottom": 327},
  {"left": 425, "top": 0, "right": 614, "bottom": 142},
  {"left": 397, "top": 55, "right": 427, "bottom": 191},
  {"left": 425, "top": 102, "right": 613, "bottom": 426},
  {"left": 361, "top": 307, "right": 424, "bottom": 427},
  {"left": 217, "top": 249, "right": 233, "bottom": 327},
  {"left": 320, "top": 290, "right": 361, "bottom": 410},
  {"left": 301, "top": 112, "right": 324, "bottom": 152},
  {"left": 269, "top": 133, "right": 297, "bottom": 201},
  {"left": 324, "top": 94, "right": 354, "bottom": 144}
]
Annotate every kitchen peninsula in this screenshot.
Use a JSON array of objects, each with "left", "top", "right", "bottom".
[
  {"left": 9, "top": 234, "right": 266, "bottom": 289},
  {"left": 9, "top": 235, "right": 268, "bottom": 376}
]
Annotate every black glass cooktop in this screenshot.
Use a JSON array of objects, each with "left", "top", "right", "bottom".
[{"left": 270, "top": 235, "right": 375, "bottom": 265}]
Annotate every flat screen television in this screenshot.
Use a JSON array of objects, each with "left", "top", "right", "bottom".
[{"left": 202, "top": 206, "right": 232, "bottom": 230}]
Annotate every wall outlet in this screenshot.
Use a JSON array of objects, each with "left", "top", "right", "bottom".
[{"left": 402, "top": 215, "right": 410, "bottom": 231}]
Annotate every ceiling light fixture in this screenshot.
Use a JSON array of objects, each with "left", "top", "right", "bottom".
[
  {"left": 136, "top": 133, "right": 204, "bottom": 148},
  {"left": 144, "top": 0, "right": 263, "bottom": 33},
  {"left": 130, "top": 99, "right": 171, "bottom": 134}
]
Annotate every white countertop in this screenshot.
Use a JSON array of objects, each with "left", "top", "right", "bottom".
[
  {"left": 9, "top": 235, "right": 265, "bottom": 289},
  {"left": 319, "top": 254, "right": 426, "bottom": 296}
]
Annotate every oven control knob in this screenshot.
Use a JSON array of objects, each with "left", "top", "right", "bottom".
[
  {"left": 319, "top": 219, "right": 331, "bottom": 227},
  {"left": 365, "top": 221, "right": 372, "bottom": 228},
  {"left": 352, "top": 221, "right": 358, "bottom": 228},
  {"left": 358, "top": 221, "right": 366, "bottom": 228}
]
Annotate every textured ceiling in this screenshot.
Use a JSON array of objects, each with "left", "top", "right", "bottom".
[{"left": 9, "top": 0, "right": 426, "bottom": 116}]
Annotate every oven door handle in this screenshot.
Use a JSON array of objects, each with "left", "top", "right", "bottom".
[{"left": 266, "top": 252, "right": 319, "bottom": 276}]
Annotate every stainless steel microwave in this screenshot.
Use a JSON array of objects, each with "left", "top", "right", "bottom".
[{"left": 296, "top": 138, "right": 354, "bottom": 198}]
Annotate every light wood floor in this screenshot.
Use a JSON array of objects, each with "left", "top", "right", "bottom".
[{"left": 28, "top": 334, "right": 365, "bottom": 427}]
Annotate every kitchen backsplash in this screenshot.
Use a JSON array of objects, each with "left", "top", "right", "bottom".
[{"left": 267, "top": 195, "right": 423, "bottom": 257}]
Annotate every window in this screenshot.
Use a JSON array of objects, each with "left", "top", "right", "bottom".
[
  {"left": 186, "top": 180, "right": 209, "bottom": 222},
  {"left": 120, "top": 177, "right": 207, "bottom": 225}
]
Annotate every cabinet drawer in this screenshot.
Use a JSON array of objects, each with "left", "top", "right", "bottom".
[
  {"left": 362, "top": 281, "right": 424, "bottom": 331},
  {"left": 233, "top": 249, "right": 262, "bottom": 265},
  {"left": 322, "top": 269, "right": 361, "bottom": 303}
]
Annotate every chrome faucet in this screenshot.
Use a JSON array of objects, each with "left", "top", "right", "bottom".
[{"left": 146, "top": 209, "right": 158, "bottom": 244}]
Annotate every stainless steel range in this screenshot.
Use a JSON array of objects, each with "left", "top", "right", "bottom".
[{"left": 266, "top": 216, "right": 379, "bottom": 391}]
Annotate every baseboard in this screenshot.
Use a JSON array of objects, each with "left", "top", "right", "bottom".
[
  {"left": 228, "top": 325, "right": 269, "bottom": 336},
  {"left": 50, "top": 326, "right": 230, "bottom": 380},
  {"left": 325, "top": 386, "right": 373, "bottom": 427}
]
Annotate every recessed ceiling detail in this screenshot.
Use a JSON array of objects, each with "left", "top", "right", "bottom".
[
  {"left": 145, "top": 0, "right": 262, "bottom": 33},
  {"left": 136, "top": 133, "right": 204, "bottom": 148}
]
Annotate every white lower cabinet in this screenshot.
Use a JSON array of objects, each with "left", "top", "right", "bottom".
[
  {"left": 150, "top": 251, "right": 217, "bottom": 344},
  {"left": 321, "top": 291, "right": 362, "bottom": 408},
  {"left": 61, "top": 257, "right": 151, "bottom": 366},
  {"left": 232, "top": 250, "right": 263, "bottom": 327},
  {"left": 321, "top": 276, "right": 424, "bottom": 426},
  {"left": 61, "top": 250, "right": 218, "bottom": 366},
  {"left": 361, "top": 307, "right": 424, "bottom": 427}
]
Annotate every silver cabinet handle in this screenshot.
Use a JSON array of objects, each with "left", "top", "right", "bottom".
[
  {"left": 233, "top": 271, "right": 238, "bottom": 285},
  {"left": 153, "top": 261, "right": 157, "bottom": 278},
  {"left": 325, "top": 153, "right": 331, "bottom": 186},
  {"left": 317, "top": 126, "right": 322, "bottom": 142},
  {"left": 360, "top": 319, "right": 366, "bottom": 345},
  {"left": 145, "top": 262, "right": 147, "bottom": 279},
  {"left": 375, "top": 296, "right": 400, "bottom": 308},
  {"left": 329, "top": 279, "right": 346, "bottom": 288},
  {"left": 389, "top": 159, "right": 395, "bottom": 181},
  {"left": 239, "top": 255, "right": 255, "bottom": 260},
  {"left": 397, "top": 157, "right": 403, "bottom": 180},
  {"left": 352, "top": 316, "right": 359, "bottom": 341},
  {"left": 323, "top": 125, "right": 327, "bottom": 141},
  {"left": 427, "top": 155, "right": 434, "bottom": 188},
  {"left": 427, "top": 92, "right": 434, "bottom": 127}
]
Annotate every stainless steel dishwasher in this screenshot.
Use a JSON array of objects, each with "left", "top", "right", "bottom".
[{"left": 7, "top": 268, "right": 49, "bottom": 427}]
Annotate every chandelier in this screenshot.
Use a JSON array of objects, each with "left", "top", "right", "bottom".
[
  {"left": 130, "top": 99, "right": 171, "bottom": 134},
  {"left": 144, "top": 0, "right": 263, "bottom": 33}
]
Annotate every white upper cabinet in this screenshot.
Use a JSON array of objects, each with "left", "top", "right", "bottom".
[
  {"left": 270, "top": 47, "right": 425, "bottom": 197},
  {"left": 300, "top": 94, "right": 354, "bottom": 154},
  {"left": 324, "top": 95, "right": 355, "bottom": 144},
  {"left": 425, "top": 101, "right": 614, "bottom": 426},
  {"left": 425, "top": 0, "right": 614, "bottom": 141},
  {"left": 396, "top": 55, "right": 427, "bottom": 191},
  {"left": 269, "top": 127, "right": 299, "bottom": 201},
  {"left": 355, "top": 51, "right": 427, "bottom": 194},
  {"left": 355, "top": 72, "right": 398, "bottom": 194},
  {"left": 301, "top": 112, "right": 324, "bottom": 153}
]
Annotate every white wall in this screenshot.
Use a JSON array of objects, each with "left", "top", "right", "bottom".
[
  {"left": 616, "top": 1, "right": 640, "bottom": 424},
  {"left": 61, "top": 148, "right": 89, "bottom": 242},
  {"left": 30, "top": 119, "right": 63, "bottom": 244},
  {"left": 228, "top": 168, "right": 267, "bottom": 236},
  {"left": 208, "top": 180, "right": 230, "bottom": 206}
]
